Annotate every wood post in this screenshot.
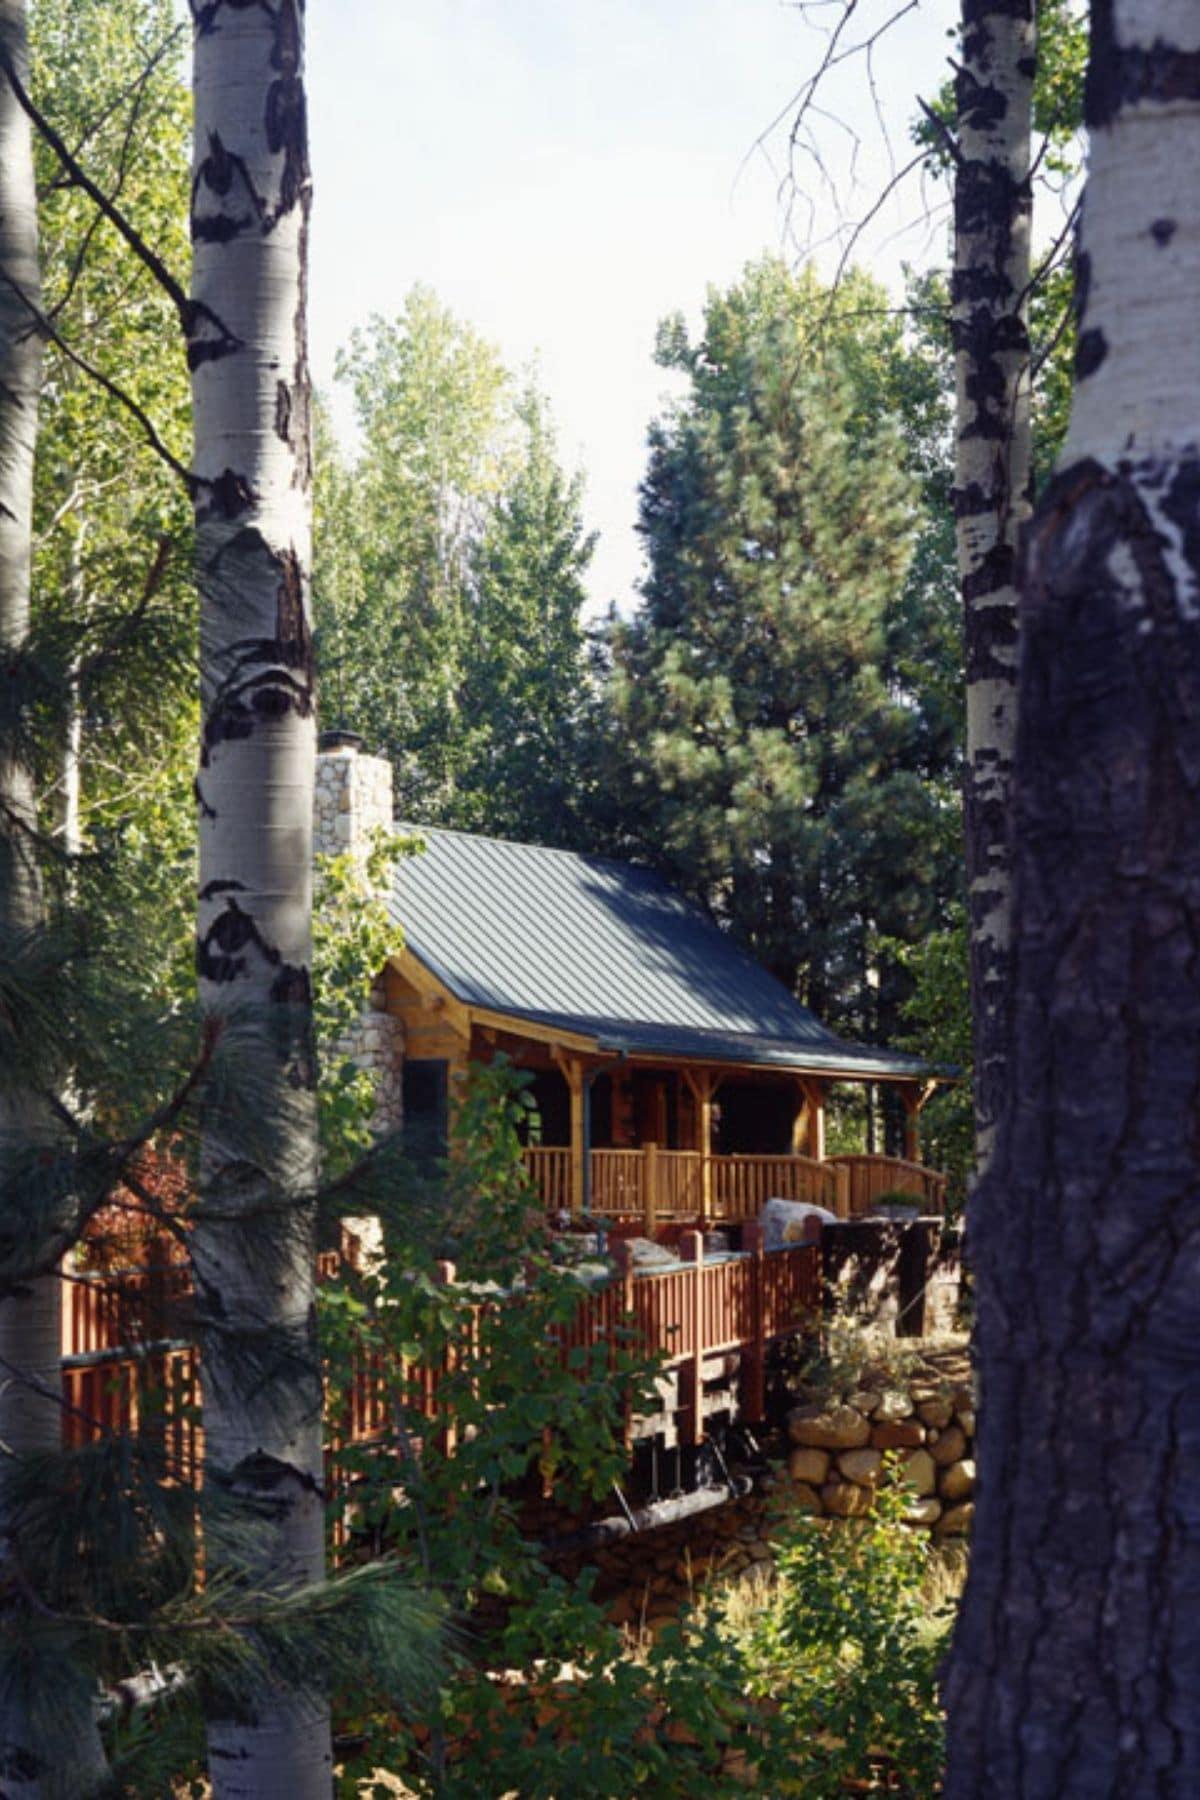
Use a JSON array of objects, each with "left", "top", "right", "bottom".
[
  {"left": 679, "top": 1227, "right": 704, "bottom": 1447},
  {"left": 432, "top": 1258, "right": 457, "bottom": 1457},
  {"left": 644, "top": 1140, "right": 659, "bottom": 1237},
  {"left": 802, "top": 1079, "right": 827, "bottom": 1162},
  {"left": 902, "top": 1081, "right": 937, "bottom": 1164},
  {"left": 609, "top": 1237, "right": 636, "bottom": 1448},
  {"left": 740, "top": 1219, "right": 766, "bottom": 1424},
  {"left": 683, "top": 1069, "right": 718, "bottom": 1223},
  {"left": 791, "top": 1079, "right": 809, "bottom": 1155},
  {"left": 834, "top": 1162, "right": 851, "bottom": 1220},
  {"left": 555, "top": 1053, "right": 586, "bottom": 1215}
]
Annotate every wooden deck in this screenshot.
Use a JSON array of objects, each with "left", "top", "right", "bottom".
[
  {"left": 523, "top": 1145, "right": 946, "bottom": 1229},
  {"left": 58, "top": 1233, "right": 822, "bottom": 1466}
]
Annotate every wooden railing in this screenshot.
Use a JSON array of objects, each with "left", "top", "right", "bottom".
[
  {"left": 829, "top": 1154, "right": 947, "bottom": 1219},
  {"left": 59, "top": 1237, "right": 823, "bottom": 1463},
  {"left": 523, "top": 1144, "right": 945, "bottom": 1229},
  {"left": 710, "top": 1152, "right": 839, "bottom": 1218}
]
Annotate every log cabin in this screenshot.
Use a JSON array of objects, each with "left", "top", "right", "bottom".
[{"left": 315, "top": 736, "right": 948, "bottom": 1233}]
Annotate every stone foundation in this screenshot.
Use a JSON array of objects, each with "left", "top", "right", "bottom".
[{"left": 783, "top": 1343, "right": 974, "bottom": 1536}]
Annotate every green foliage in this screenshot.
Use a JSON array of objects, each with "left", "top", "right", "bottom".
[
  {"left": 312, "top": 827, "right": 419, "bottom": 1171},
  {"left": 743, "top": 1478, "right": 950, "bottom": 1796},
  {"left": 883, "top": 905, "right": 973, "bottom": 1208},
  {"left": 601, "top": 258, "right": 961, "bottom": 1046},
  {"left": 314, "top": 294, "right": 597, "bottom": 841}
]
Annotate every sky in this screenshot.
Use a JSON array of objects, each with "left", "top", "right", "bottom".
[{"left": 306, "top": 1, "right": 956, "bottom": 615}]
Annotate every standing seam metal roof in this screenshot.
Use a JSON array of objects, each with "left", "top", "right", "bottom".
[{"left": 386, "top": 825, "right": 930, "bottom": 1079}]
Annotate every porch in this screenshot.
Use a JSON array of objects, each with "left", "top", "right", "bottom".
[{"left": 523, "top": 1142, "right": 947, "bottom": 1229}]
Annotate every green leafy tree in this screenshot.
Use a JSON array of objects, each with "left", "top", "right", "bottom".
[
  {"left": 315, "top": 289, "right": 512, "bottom": 819},
  {"left": 315, "top": 298, "right": 598, "bottom": 842},
  {"left": 603, "top": 259, "right": 960, "bottom": 1045},
  {"left": 453, "top": 384, "right": 596, "bottom": 847}
]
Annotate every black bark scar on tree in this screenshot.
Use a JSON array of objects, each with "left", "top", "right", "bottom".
[
  {"left": 1074, "top": 249, "right": 1092, "bottom": 324},
  {"left": 275, "top": 379, "right": 292, "bottom": 445},
  {"left": 200, "top": 878, "right": 247, "bottom": 901},
  {"left": 201, "top": 468, "right": 255, "bottom": 522},
  {"left": 1075, "top": 328, "right": 1108, "bottom": 382},
  {"left": 275, "top": 547, "right": 314, "bottom": 682},
  {"left": 1151, "top": 219, "right": 1177, "bottom": 247},
  {"left": 1086, "top": 2, "right": 1200, "bottom": 127},
  {"left": 194, "top": 777, "right": 216, "bottom": 820},
  {"left": 956, "top": 68, "right": 1010, "bottom": 135},
  {"left": 197, "top": 896, "right": 281, "bottom": 984}
]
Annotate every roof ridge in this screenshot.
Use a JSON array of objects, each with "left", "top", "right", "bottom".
[{"left": 395, "top": 820, "right": 663, "bottom": 879}]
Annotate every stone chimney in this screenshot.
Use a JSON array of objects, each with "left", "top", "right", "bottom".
[
  {"left": 314, "top": 730, "right": 395, "bottom": 864},
  {"left": 314, "top": 732, "right": 404, "bottom": 1136}
]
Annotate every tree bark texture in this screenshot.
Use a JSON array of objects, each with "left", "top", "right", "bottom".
[
  {"left": 945, "top": 3, "right": 1200, "bottom": 1792},
  {"left": 954, "top": 0, "right": 1036, "bottom": 1173},
  {"left": 189, "top": 3, "right": 329, "bottom": 1793},
  {"left": 0, "top": 5, "right": 108, "bottom": 1794}
]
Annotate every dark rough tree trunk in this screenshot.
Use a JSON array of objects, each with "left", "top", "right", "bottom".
[
  {"left": 188, "top": 2, "right": 329, "bottom": 1793},
  {"left": 945, "top": 1, "right": 1200, "bottom": 1792},
  {"left": 954, "top": 0, "right": 1036, "bottom": 1172},
  {"left": 0, "top": 3, "right": 109, "bottom": 1792}
]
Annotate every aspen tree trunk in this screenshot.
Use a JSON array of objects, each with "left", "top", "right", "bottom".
[
  {"left": 954, "top": 0, "right": 1036, "bottom": 1173},
  {"left": 0, "top": 6, "right": 109, "bottom": 1794},
  {"left": 188, "top": 4, "right": 330, "bottom": 1794},
  {"left": 945, "top": 3, "right": 1200, "bottom": 1791}
]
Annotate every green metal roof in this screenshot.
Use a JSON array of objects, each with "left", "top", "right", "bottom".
[{"left": 387, "top": 826, "right": 932, "bottom": 1081}]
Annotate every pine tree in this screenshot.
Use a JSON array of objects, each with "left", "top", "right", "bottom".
[{"left": 606, "top": 259, "right": 960, "bottom": 1038}]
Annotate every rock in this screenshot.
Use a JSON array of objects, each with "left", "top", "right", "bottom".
[
  {"left": 917, "top": 1396, "right": 954, "bottom": 1429},
  {"left": 821, "top": 1480, "right": 872, "bottom": 1518},
  {"left": 874, "top": 1389, "right": 914, "bottom": 1423},
  {"left": 847, "top": 1389, "right": 881, "bottom": 1415},
  {"left": 931, "top": 1425, "right": 967, "bottom": 1466},
  {"left": 903, "top": 1496, "right": 943, "bottom": 1527},
  {"left": 788, "top": 1447, "right": 831, "bottom": 1485},
  {"left": 787, "top": 1403, "right": 870, "bottom": 1450},
  {"left": 938, "top": 1501, "right": 975, "bottom": 1537},
  {"left": 871, "top": 1419, "right": 924, "bottom": 1450},
  {"left": 951, "top": 1384, "right": 974, "bottom": 1413},
  {"left": 940, "top": 1459, "right": 976, "bottom": 1503},
  {"left": 790, "top": 1482, "right": 823, "bottom": 1515},
  {"left": 838, "top": 1447, "right": 884, "bottom": 1487},
  {"left": 901, "top": 1448, "right": 937, "bottom": 1497},
  {"left": 957, "top": 1407, "right": 976, "bottom": 1437}
]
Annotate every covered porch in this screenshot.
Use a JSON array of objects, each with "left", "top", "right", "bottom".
[{"left": 519, "top": 1053, "right": 946, "bottom": 1229}]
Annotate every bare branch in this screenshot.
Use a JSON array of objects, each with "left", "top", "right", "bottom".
[{"left": 0, "top": 267, "right": 196, "bottom": 493}]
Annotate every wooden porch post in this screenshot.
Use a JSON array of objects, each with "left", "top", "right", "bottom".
[
  {"left": 683, "top": 1069, "right": 718, "bottom": 1221},
  {"left": 902, "top": 1082, "right": 936, "bottom": 1163},
  {"left": 644, "top": 1140, "right": 659, "bottom": 1236},
  {"left": 802, "top": 1078, "right": 827, "bottom": 1162},
  {"left": 557, "top": 1053, "right": 586, "bottom": 1215},
  {"left": 679, "top": 1228, "right": 704, "bottom": 1447},
  {"left": 740, "top": 1218, "right": 766, "bottom": 1424},
  {"left": 790, "top": 1080, "right": 809, "bottom": 1156}
]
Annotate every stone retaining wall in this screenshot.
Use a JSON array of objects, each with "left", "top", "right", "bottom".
[{"left": 784, "top": 1346, "right": 974, "bottom": 1537}]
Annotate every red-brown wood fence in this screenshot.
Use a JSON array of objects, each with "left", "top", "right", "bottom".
[{"left": 58, "top": 1233, "right": 822, "bottom": 1469}]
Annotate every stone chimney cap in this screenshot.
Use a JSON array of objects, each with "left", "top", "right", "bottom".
[{"left": 318, "top": 728, "right": 365, "bottom": 753}]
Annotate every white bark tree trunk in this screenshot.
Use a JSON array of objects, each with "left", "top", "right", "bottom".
[
  {"left": 188, "top": 4, "right": 329, "bottom": 1793},
  {"left": 945, "top": 2, "right": 1200, "bottom": 1788},
  {"left": 954, "top": 0, "right": 1036, "bottom": 1174},
  {"left": 0, "top": 5, "right": 108, "bottom": 1794}
]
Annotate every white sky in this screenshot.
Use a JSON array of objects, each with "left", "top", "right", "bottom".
[{"left": 307, "top": 1, "right": 957, "bottom": 615}]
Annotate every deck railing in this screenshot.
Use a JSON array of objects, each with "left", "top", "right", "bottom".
[
  {"left": 523, "top": 1144, "right": 945, "bottom": 1229},
  {"left": 59, "top": 1235, "right": 823, "bottom": 1463}
]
